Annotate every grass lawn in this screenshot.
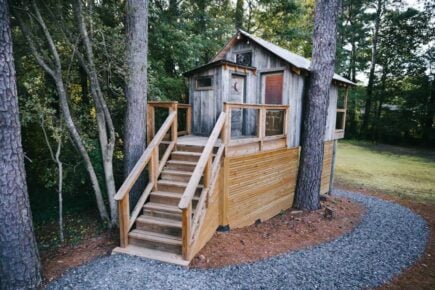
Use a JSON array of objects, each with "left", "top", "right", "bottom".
[{"left": 335, "top": 140, "right": 435, "bottom": 203}]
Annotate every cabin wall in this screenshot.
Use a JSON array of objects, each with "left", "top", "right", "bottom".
[
  {"left": 224, "top": 40, "right": 305, "bottom": 148},
  {"left": 189, "top": 67, "right": 223, "bottom": 136}
]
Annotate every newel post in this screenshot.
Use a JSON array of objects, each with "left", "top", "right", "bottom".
[
  {"left": 147, "top": 104, "right": 155, "bottom": 144},
  {"left": 186, "top": 106, "right": 192, "bottom": 135},
  {"left": 119, "top": 195, "right": 130, "bottom": 248},
  {"left": 181, "top": 203, "right": 192, "bottom": 260},
  {"left": 170, "top": 102, "right": 178, "bottom": 143},
  {"left": 259, "top": 106, "right": 266, "bottom": 151}
]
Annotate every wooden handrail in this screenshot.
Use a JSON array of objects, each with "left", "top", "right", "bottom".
[
  {"left": 224, "top": 102, "right": 289, "bottom": 110},
  {"left": 115, "top": 111, "right": 176, "bottom": 201},
  {"left": 178, "top": 112, "right": 226, "bottom": 209}
]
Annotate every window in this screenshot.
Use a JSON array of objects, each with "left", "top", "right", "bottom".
[
  {"left": 196, "top": 76, "right": 213, "bottom": 90},
  {"left": 235, "top": 51, "right": 252, "bottom": 66}
]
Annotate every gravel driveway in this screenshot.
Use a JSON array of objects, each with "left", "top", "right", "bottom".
[{"left": 47, "top": 190, "right": 428, "bottom": 290}]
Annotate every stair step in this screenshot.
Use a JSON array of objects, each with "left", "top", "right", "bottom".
[
  {"left": 165, "top": 160, "right": 197, "bottom": 172},
  {"left": 150, "top": 191, "right": 200, "bottom": 206},
  {"left": 175, "top": 144, "right": 204, "bottom": 153},
  {"left": 112, "top": 245, "right": 189, "bottom": 266},
  {"left": 171, "top": 151, "right": 201, "bottom": 162},
  {"left": 136, "top": 215, "right": 181, "bottom": 235},
  {"left": 157, "top": 180, "right": 204, "bottom": 194},
  {"left": 143, "top": 202, "right": 182, "bottom": 220},
  {"left": 161, "top": 169, "right": 195, "bottom": 183},
  {"left": 129, "top": 229, "right": 181, "bottom": 254}
]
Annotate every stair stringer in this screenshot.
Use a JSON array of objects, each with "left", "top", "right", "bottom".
[{"left": 186, "top": 167, "right": 224, "bottom": 261}]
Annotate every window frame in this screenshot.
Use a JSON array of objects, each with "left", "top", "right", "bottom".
[{"left": 195, "top": 75, "right": 214, "bottom": 91}]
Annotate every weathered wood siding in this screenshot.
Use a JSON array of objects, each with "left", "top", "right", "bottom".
[
  {"left": 223, "top": 40, "right": 306, "bottom": 147},
  {"left": 189, "top": 67, "right": 223, "bottom": 136},
  {"left": 325, "top": 85, "right": 338, "bottom": 141},
  {"left": 320, "top": 141, "right": 334, "bottom": 194},
  {"left": 224, "top": 148, "right": 299, "bottom": 228}
]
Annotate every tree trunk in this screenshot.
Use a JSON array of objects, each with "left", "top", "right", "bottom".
[
  {"left": 0, "top": 2, "right": 42, "bottom": 288},
  {"left": 124, "top": 0, "right": 148, "bottom": 205},
  {"left": 294, "top": 0, "right": 340, "bottom": 211},
  {"left": 15, "top": 1, "right": 111, "bottom": 224},
  {"left": 362, "top": 0, "right": 383, "bottom": 136},
  {"left": 235, "top": 0, "right": 244, "bottom": 30},
  {"left": 74, "top": 0, "right": 117, "bottom": 226}
]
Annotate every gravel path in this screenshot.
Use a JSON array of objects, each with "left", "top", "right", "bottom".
[{"left": 47, "top": 190, "right": 429, "bottom": 290}]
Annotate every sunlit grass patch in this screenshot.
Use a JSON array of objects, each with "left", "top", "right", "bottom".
[{"left": 335, "top": 140, "right": 435, "bottom": 203}]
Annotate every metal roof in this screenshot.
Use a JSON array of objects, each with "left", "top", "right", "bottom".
[
  {"left": 183, "top": 59, "right": 256, "bottom": 76},
  {"left": 235, "top": 30, "right": 355, "bottom": 86}
]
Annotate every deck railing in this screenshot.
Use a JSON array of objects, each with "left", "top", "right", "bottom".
[
  {"left": 178, "top": 112, "right": 227, "bottom": 259},
  {"left": 223, "top": 102, "right": 289, "bottom": 151},
  {"left": 114, "top": 107, "right": 177, "bottom": 247}
]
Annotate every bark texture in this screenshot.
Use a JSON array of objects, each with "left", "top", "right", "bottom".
[
  {"left": 294, "top": 0, "right": 340, "bottom": 211},
  {"left": 124, "top": 0, "right": 148, "bottom": 203},
  {"left": 0, "top": 1, "right": 42, "bottom": 288}
]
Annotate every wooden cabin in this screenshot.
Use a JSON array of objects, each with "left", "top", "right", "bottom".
[{"left": 113, "top": 30, "right": 354, "bottom": 265}]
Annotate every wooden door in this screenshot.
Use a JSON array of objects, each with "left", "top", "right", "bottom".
[
  {"left": 229, "top": 75, "right": 245, "bottom": 137},
  {"left": 263, "top": 73, "right": 283, "bottom": 104}
]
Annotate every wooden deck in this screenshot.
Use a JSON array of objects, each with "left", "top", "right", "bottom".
[{"left": 177, "top": 135, "right": 221, "bottom": 147}]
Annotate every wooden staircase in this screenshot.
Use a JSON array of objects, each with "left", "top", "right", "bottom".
[
  {"left": 113, "top": 102, "right": 226, "bottom": 265},
  {"left": 127, "top": 145, "right": 211, "bottom": 258}
]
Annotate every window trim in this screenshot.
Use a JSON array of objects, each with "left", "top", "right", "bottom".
[
  {"left": 195, "top": 75, "right": 214, "bottom": 91},
  {"left": 261, "top": 71, "right": 284, "bottom": 105},
  {"left": 234, "top": 50, "right": 253, "bottom": 67}
]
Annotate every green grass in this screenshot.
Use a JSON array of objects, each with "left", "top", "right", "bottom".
[{"left": 335, "top": 140, "right": 435, "bottom": 203}]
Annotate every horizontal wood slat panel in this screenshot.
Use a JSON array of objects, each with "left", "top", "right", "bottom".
[
  {"left": 320, "top": 141, "right": 334, "bottom": 194},
  {"left": 226, "top": 148, "right": 299, "bottom": 228}
]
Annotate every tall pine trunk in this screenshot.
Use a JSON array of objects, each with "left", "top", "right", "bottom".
[
  {"left": 124, "top": 0, "right": 148, "bottom": 204},
  {"left": 294, "top": 0, "right": 340, "bottom": 211},
  {"left": 0, "top": 1, "right": 42, "bottom": 287},
  {"left": 362, "top": 0, "right": 383, "bottom": 136}
]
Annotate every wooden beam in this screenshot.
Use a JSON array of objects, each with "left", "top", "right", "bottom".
[
  {"left": 119, "top": 195, "right": 130, "bottom": 247},
  {"left": 181, "top": 205, "right": 191, "bottom": 260}
]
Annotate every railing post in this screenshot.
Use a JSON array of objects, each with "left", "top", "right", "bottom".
[
  {"left": 222, "top": 103, "right": 230, "bottom": 146},
  {"left": 149, "top": 147, "right": 159, "bottom": 191},
  {"left": 170, "top": 103, "right": 178, "bottom": 144},
  {"left": 181, "top": 203, "right": 192, "bottom": 260},
  {"left": 186, "top": 106, "right": 192, "bottom": 135},
  {"left": 259, "top": 106, "right": 266, "bottom": 151},
  {"left": 118, "top": 195, "right": 130, "bottom": 248},
  {"left": 147, "top": 105, "right": 155, "bottom": 144},
  {"left": 283, "top": 107, "right": 289, "bottom": 147}
]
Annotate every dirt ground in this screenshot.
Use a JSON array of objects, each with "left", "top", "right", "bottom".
[
  {"left": 40, "top": 231, "right": 117, "bottom": 284},
  {"left": 190, "top": 195, "right": 364, "bottom": 268},
  {"left": 41, "top": 185, "right": 434, "bottom": 289},
  {"left": 337, "top": 182, "right": 435, "bottom": 290}
]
